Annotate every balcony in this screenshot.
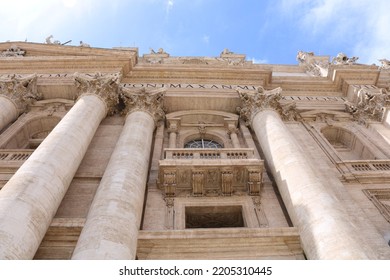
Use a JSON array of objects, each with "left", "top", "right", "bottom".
[
  {"left": 336, "top": 159, "right": 390, "bottom": 183},
  {"left": 0, "top": 149, "right": 33, "bottom": 169},
  {"left": 158, "top": 148, "right": 264, "bottom": 197}
]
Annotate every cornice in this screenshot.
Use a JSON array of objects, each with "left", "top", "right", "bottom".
[{"left": 0, "top": 42, "right": 138, "bottom": 76}]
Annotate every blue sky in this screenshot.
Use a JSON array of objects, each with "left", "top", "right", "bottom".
[{"left": 1, "top": 0, "right": 390, "bottom": 65}]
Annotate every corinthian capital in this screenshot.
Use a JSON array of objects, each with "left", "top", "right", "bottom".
[
  {"left": 120, "top": 87, "right": 166, "bottom": 125},
  {"left": 236, "top": 86, "right": 298, "bottom": 125},
  {"left": 0, "top": 74, "right": 40, "bottom": 113},
  {"left": 74, "top": 72, "right": 121, "bottom": 115},
  {"left": 345, "top": 87, "right": 389, "bottom": 124}
]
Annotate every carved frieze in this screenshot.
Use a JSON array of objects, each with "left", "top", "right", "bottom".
[
  {"left": 1, "top": 45, "right": 26, "bottom": 57},
  {"left": 74, "top": 72, "right": 121, "bottom": 115},
  {"left": 0, "top": 74, "right": 40, "bottom": 112},
  {"left": 120, "top": 87, "right": 166, "bottom": 124},
  {"left": 345, "top": 87, "right": 390, "bottom": 124},
  {"left": 236, "top": 86, "right": 299, "bottom": 125}
]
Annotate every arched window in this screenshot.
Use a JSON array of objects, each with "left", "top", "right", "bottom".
[
  {"left": 184, "top": 139, "right": 223, "bottom": 149},
  {"left": 321, "top": 126, "right": 375, "bottom": 160}
]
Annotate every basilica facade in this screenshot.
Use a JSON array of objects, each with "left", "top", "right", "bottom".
[{"left": 0, "top": 42, "right": 389, "bottom": 260}]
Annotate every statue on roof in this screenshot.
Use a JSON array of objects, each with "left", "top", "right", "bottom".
[
  {"left": 379, "top": 59, "right": 390, "bottom": 70},
  {"left": 331, "top": 53, "right": 359, "bottom": 65},
  {"left": 79, "top": 41, "right": 90, "bottom": 47},
  {"left": 45, "top": 35, "right": 61, "bottom": 45}
]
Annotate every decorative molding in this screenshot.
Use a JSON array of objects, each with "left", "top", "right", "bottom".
[
  {"left": 247, "top": 168, "right": 261, "bottom": 196},
  {"left": 345, "top": 87, "right": 389, "bottom": 124},
  {"left": 192, "top": 170, "right": 205, "bottom": 197},
  {"left": 221, "top": 169, "right": 233, "bottom": 196},
  {"left": 163, "top": 169, "right": 176, "bottom": 197},
  {"left": 73, "top": 72, "right": 121, "bottom": 115},
  {"left": 252, "top": 196, "right": 269, "bottom": 227},
  {"left": 363, "top": 189, "right": 390, "bottom": 223},
  {"left": 0, "top": 74, "right": 40, "bottom": 112},
  {"left": 120, "top": 87, "right": 166, "bottom": 124},
  {"left": 236, "top": 86, "right": 299, "bottom": 125},
  {"left": 1, "top": 45, "right": 26, "bottom": 57},
  {"left": 296, "top": 50, "right": 329, "bottom": 77}
]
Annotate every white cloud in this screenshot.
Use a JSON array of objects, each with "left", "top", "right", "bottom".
[
  {"left": 202, "top": 35, "right": 210, "bottom": 44},
  {"left": 279, "top": 0, "right": 390, "bottom": 64},
  {"left": 166, "top": 0, "right": 174, "bottom": 15},
  {"left": 249, "top": 57, "right": 268, "bottom": 64}
]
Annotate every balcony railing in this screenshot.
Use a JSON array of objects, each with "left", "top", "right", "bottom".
[
  {"left": 336, "top": 159, "right": 390, "bottom": 182},
  {"left": 0, "top": 150, "right": 34, "bottom": 161},
  {"left": 159, "top": 148, "right": 263, "bottom": 197},
  {"left": 163, "top": 148, "right": 255, "bottom": 160}
]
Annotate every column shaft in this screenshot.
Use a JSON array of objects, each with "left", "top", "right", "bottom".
[
  {"left": 0, "top": 96, "right": 18, "bottom": 131},
  {"left": 252, "top": 109, "right": 372, "bottom": 259},
  {"left": 230, "top": 132, "right": 240, "bottom": 148},
  {"left": 168, "top": 131, "right": 177, "bottom": 148},
  {"left": 72, "top": 111, "right": 155, "bottom": 259},
  {"left": 0, "top": 94, "right": 106, "bottom": 259}
]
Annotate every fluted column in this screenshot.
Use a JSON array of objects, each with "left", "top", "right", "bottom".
[
  {"left": 72, "top": 87, "right": 165, "bottom": 260},
  {"left": 0, "top": 74, "right": 40, "bottom": 131},
  {"left": 237, "top": 86, "right": 374, "bottom": 259},
  {"left": 0, "top": 73, "right": 120, "bottom": 259}
]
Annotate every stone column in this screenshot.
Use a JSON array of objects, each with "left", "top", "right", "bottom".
[
  {"left": 0, "top": 73, "right": 120, "bottom": 259},
  {"left": 167, "top": 119, "right": 179, "bottom": 148},
  {"left": 72, "top": 87, "right": 165, "bottom": 260},
  {"left": 237, "top": 86, "right": 374, "bottom": 259},
  {"left": 0, "top": 74, "right": 40, "bottom": 131}
]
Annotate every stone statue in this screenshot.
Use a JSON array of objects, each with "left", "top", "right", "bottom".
[
  {"left": 45, "top": 35, "right": 61, "bottom": 45},
  {"left": 150, "top": 48, "right": 167, "bottom": 55},
  {"left": 332, "top": 53, "right": 359, "bottom": 65},
  {"left": 379, "top": 59, "right": 390, "bottom": 70},
  {"left": 296, "top": 51, "right": 329, "bottom": 77},
  {"left": 79, "top": 41, "right": 90, "bottom": 47},
  {"left": 221, "top": 48, "right": 233, "bottom": 55},
  {"left": 0, "top": 45, "right": 26, "bottom": 57}
]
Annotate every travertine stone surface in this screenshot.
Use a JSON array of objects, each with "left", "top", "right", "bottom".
[
  {"left": 251, "top": 109, "right": 375, "bottom": 259},
  {"left": 0, "top": 94, "right": 106, "bottom": 259},
  {"left": 0, "top": 96, "right": 18, "bottom": 131},
  {"left": 72, "top": 111, "right": 156, "bottom": 259}
]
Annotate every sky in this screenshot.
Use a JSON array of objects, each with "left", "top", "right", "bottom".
[{"left": 1, "top": 0, "right": 390, "bottom": 65}]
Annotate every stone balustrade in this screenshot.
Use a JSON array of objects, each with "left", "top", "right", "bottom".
[
  {"left": 337, "top": 160, "right": 390, "bottom": 182},
  {"left": 0, "top": 149, "right": 33, "bottom": 162},
  {"left": 164, "top": 148, "right": 255, "bottom": 160}
]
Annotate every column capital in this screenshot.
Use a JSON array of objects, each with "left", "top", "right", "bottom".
[
  {"left": 345, "top": 86, "right": 390, "bottom": 124},
  {"left": 74, "top": 72, "right": 121, "bottom": 115},
  {"left": 236, "top": 86, "right": 298, "bottom": 125},
  {"left": 120, "top": 87, "right": 166, "bottom": 125},
  {"left": 0, "top": 74, "right": 40, "bottom": 113}
]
